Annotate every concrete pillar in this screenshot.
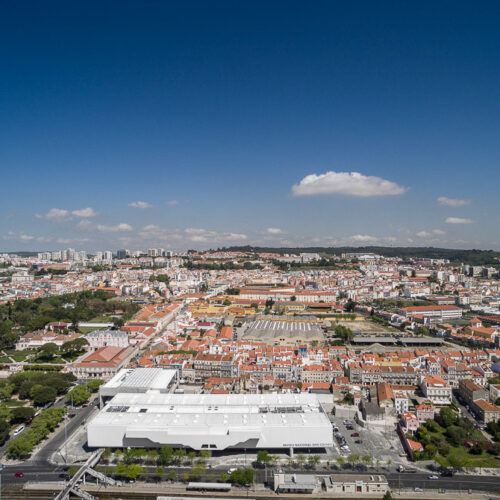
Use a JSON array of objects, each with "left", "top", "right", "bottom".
[{"left": 289, "top": 447, "right": 294, "bottom": 457}]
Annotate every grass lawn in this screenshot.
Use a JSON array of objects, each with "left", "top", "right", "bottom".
[
  {"left": 79, "top": 327, "right": 99, "bottom": 334},
  {"left": 436, "top": 446, "right": 499, "bottom": 468},
  {"left": 417, "top": 421, "right": 499, "bottom": 468},
  {"left": 4, "top": 399, "right": 28, "bottom": 407},
  {"left": 88, "top": 316, "right": 112, "bottom": 323},
  {"left": 4, "top": 350, "right": 34, "bottom": 362},
  {"left": 0, "top": 356, "right": 12, "bottom": 363},
  {"left": 29, "top": 357, "right": 66, "bottom": 365},
  {"left": 61, "top": 352, "right": 84, "bottom": 362}
]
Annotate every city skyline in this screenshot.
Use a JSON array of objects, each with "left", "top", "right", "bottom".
[{"left": 2, "top": 1, "right": 499, "bottom": 251}]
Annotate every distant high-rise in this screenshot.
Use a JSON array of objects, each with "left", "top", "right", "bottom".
[{"left": 116, "top": 249, "right": 129, "bottom": 259}]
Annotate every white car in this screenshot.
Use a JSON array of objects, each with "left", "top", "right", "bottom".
[
  {"left": 227, "top": 468, "right": 237, "bottom": 474},
  {"left": 428, "top": 475, "right": 439, "bottom": 480},
  {"left": 13, "top": 426, "right": 25, "bottom": 436},
  {"left": 414, "top": 487, "right": 423, "bottom": 492}
]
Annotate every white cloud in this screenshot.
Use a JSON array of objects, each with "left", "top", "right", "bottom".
[
  {"left": 226, "top": 233, "right": 248, "bottom": 241},
  {"left": 184, "top": 228, "right": 247, "bottom": 243},
  {"left": 166, "top": 200, "right": 180, "bottom": 206},
  {"left": 97, "top": 223, "right": 133, "bottom": 233},
  {"left": 445, "top": 217, "right": 474, "bottom": 224},
  {"left": 292, "top": 171, "right": 407, "bottom": 197},
  {"left": 349, "top": 234, "right": 378, "bottom": 242},
  {"left": 35, "top": 207, "right": 97, "bottom": 220},
  {"left": 72, "top": 207, "right": 97, "bottom": 217},
  {"left": 266, "top": 227, "right": 285, "bottom": 235},
  {"left": 3, "top": 231, "right": 35, "bottom": 241},
  {"left": 76, "top": 220, "right": 92, "bottom": 231},
  {"left": 35, "top": 208, "right": 71, "bottom": 220},
  {"left": 417, "top": 229, "right": 446, "bottom": 238},
  {"left": 142, "top": 224, "right": 161, "bottom": 231},
  {"left": 128, "top": 201, "right": 152, "bottom": 209},
  {"left": 438, "top": 197, "right": 471, "bottom": 207}
]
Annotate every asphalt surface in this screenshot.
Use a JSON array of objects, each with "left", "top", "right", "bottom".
[{"left": 4, "top": 461, "right": 500, "bottom": 493}]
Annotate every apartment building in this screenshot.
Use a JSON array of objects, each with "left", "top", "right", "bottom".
[
  {"left": 458, "top": 379, "right": 489, "bottom": 406},
  {"left": 420, "top": 375, "right": 452, "bottom": 405}
]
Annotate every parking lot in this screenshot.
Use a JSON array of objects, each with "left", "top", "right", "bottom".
[{"left": 328, "top": 413, "right": 408, "bottom": 467}]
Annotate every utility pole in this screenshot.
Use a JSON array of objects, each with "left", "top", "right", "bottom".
[{"left": 64, "top": 416, "right": 68, "bottom": 464}]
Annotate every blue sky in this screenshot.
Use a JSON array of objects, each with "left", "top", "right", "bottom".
[{"left": 1, "top": 1, "right": 499, "bottom": 252}]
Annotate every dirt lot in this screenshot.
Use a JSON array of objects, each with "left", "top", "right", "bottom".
[{"left": 334, "top": 319, "right": 397, "bottom": 335}]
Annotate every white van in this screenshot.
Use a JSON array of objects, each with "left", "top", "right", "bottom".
[{"left": 13, "top": 425, "right": 25, "bottom": 436}]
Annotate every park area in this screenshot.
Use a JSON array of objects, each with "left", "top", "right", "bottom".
[{"left": 409, "top": 407, "right": 499, "bottom": 469}]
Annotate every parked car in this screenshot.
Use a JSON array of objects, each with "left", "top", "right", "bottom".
[
  {"left": 351, "top": 432, "right": 360, "bottom": 437},
  {"left": 414, "top": 487, "right": 423, "bottom": 492},
  {"left": 14, "top": 472, "right": 24, "bottom": 478},
  {"left": 354, "top": 440, "right": 362, "bottom": 444},
  {"left": 13, "top": 425, "right": 25, "bottom": 436},
  {"left": 428, "top": 475, "right": 439, "bottom": 480}
]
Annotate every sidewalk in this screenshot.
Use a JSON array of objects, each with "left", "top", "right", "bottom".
[{"left": 24, "top": 481, "right": 490, "bottom": 500}]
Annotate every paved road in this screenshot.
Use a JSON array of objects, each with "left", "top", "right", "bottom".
[
  {"left": 3, "top": 462, "right": 500, "bottom": 493},
  {"left": 34, "top": 401, "right": 98, "bottom": 464}
]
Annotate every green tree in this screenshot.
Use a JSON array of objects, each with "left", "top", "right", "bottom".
[
  {"left": 336, "top": 456, "right": 345, "bottom": 467},
  {"left": 115, "top": 463, "right": 128, "bottom": 478},
  {"left": 344, "top": 299, "right": 357, "bottom": 312},
  {"left": 445, "top": 426, "right": 466, "bottom": 446},
  {"left": 168, "top": 470, "right": 177, "bottom": 481},
  {"left": 308, "top": 455, "right": 320, "bottom": 469},
  {"left": 335, "top": 324, "right": 354, "bottom": 341},
  {"left": 415, "top": 326, "right": 428, "bottom": 336},
  {"left": 61, "top": 337, "right": 88, "bottom": 355},
  {"left": 86, "top": 379, "right": 104, "bottom": 393},
  {"left": 296, "top": 453, "right": 306, "bottom": 467},
  {"left": 348, "top": 453, "right": 360, "bottom": 465},
  {"left": 11, "top": 407, "right": 35, "bottom": 424},
  {"left": 159, "top": 445, "right": 174, "bottom": 465},
  {"left": 440, "top": 407, "right": 458, "bottom": 428},
  {"left": 37, "top": 342, "right": 59, "bottom": 361},
  {"left": 0, "top": 418, "right": 10, "bottom": 445},
  {"left": 173, "top": 448, "right": 186, "bottom": 463},
  {"left": 30, "top": 384, "right": 57, "bottom": 406},
  {"left": 0, "top": 381, "right": 14, "bottom": 401},
  {"left": 470, "top": 442, "right": 484, "bottom": 455},
  {"left": 257, "top": 450, "right": 271, "bottom": 465},
  {"left": 126, "top": 464, "right": 143, "bottom": 480},
  {"left": 7, "top": 437, "right": 32, "bottom": 458},
  {"left": 447, "top": 453, "right": 467, "bottom": 471},
  {"left": 68, "top": 384, "right": 91, "bottom": 406},
  {"left": 190, "top": 464, "right": 206, "bottom": 480},
  {"left": 154, "top": 466, "right": 164, "bottom": 481},
  {"left": 362, "top": 455, "right": 372, "bottom": 467}
]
